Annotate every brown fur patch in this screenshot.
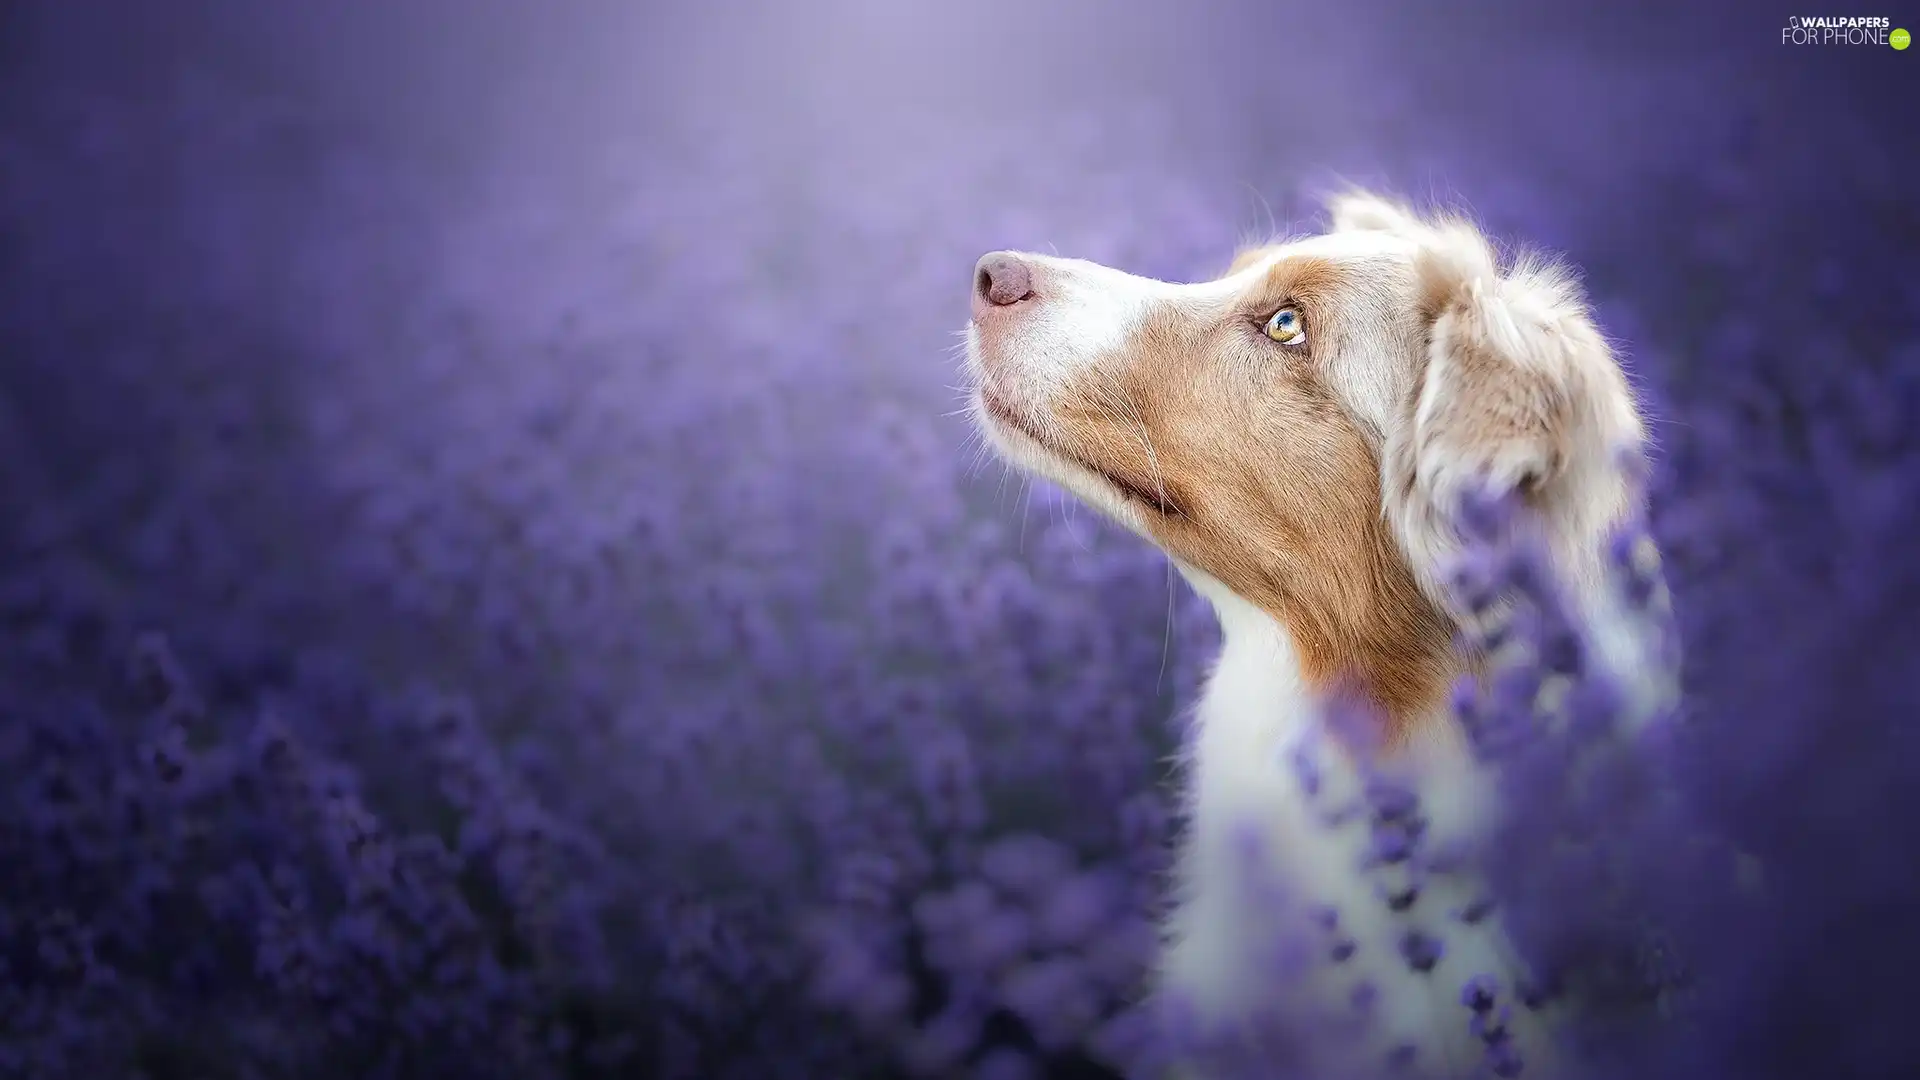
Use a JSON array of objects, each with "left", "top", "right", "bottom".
[{"left": 1050, "top": 256, "right": 1456, "bottom": 742}]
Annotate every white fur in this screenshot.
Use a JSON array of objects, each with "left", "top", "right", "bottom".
[{"left": 1162, "top": 567, "right": 1559, "bottom": 1078}]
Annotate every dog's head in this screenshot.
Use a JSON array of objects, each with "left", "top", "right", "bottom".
[{"left": 965, "top": 191, "right": 1645, "bottom": 722}]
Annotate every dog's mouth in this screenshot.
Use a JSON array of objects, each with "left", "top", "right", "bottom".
[{"left": 977, "top": 388, "right": 1186, "bottom": 518}]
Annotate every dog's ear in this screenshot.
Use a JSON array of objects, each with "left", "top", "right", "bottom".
[
  {"left": 1405, "top": 219, "right": 1591, "bottom": 503},
  {"left": 1371, "top": 200, "right": 1645, "bottom": 580}
]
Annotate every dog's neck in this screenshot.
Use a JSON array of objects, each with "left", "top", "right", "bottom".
[
  {"left": 1176, "top": 563, "right": 1464, "bottom": 756},
  {"left": 1173, "top": 529, "right": 1672, "bottom": 767},
  {"left": 1175, "top": 558, "right": 1462, "bottom": 753}
]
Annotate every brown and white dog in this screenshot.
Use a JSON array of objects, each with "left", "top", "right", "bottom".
[{"left": 964, "top": 191, "right": 1657, "bottom": 1077}]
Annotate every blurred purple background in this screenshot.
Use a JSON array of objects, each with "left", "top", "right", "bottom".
[{"left": 2, "top": 2, "right": 1916, "bottom": 1078}]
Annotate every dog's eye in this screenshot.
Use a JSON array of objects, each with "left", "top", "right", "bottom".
[{"left": 1264, "top": 307, "right": 1307, "bottom": 346}]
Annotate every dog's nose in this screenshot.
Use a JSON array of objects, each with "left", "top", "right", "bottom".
[{"left": 972, "top": 252, "right": 1034, "bottom": 314}]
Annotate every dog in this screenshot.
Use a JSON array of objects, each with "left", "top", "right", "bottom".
[{"left": 963, "top": 190, "right": 1659, "bottom": 1078}]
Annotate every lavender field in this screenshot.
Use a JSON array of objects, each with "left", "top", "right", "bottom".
[{"left": 1, "top": 2, "right": 1915, "bottom": 1078}]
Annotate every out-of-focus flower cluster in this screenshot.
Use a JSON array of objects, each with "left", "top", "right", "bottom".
[{"left": 2, "top": 14, "right": 1917, "bottom": 1080}]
